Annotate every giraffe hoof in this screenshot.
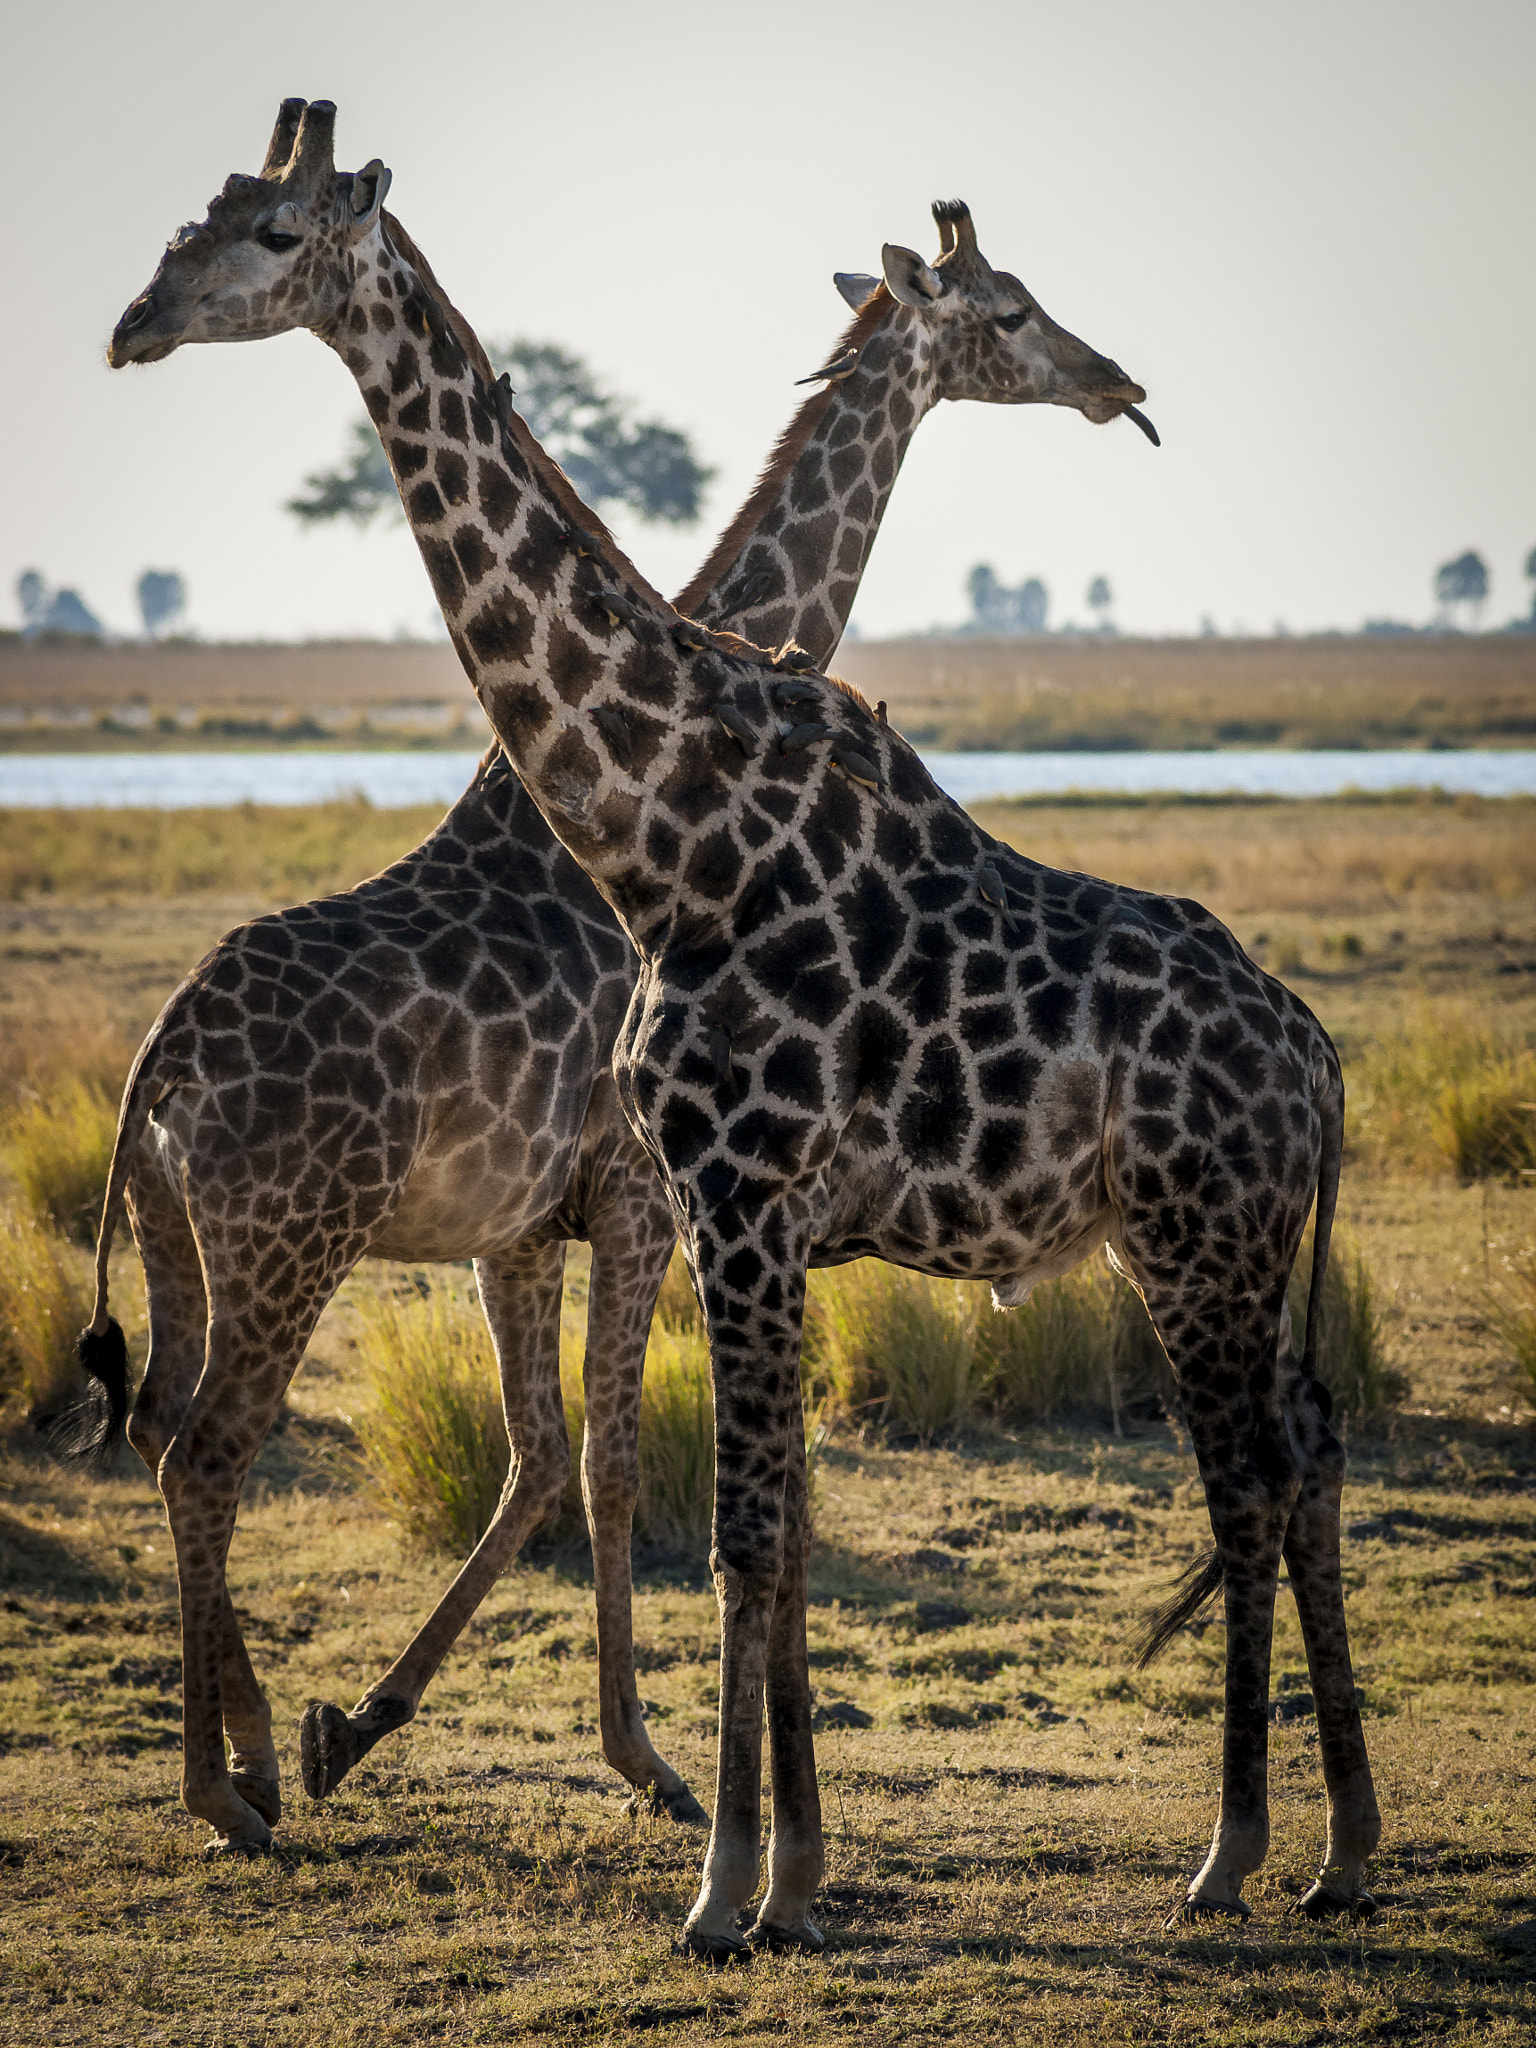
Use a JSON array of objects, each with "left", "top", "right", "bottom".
[
  {"left": 300, "top": 1700, "right": 363, "bottom": 1800},
  {"left": 229, "top": 1771, "right": 282, "bottom": 1828},
  {"left": 1164, "top": 1893, "right": 1252, "bottom": 1930},
  {"left": 200, "top": 1813, "right": 273, "bottom": 1859},
  {"left": 631, "top": 1780, "right": 710, "bottom": 1829},
  {"left": 1295, "top": 1881, "right": 1377, "bottom": 1921},
  {"left": 746, "top": 1913, "right": 825, "bottom": 1955},
  {"left": 674, "top": 1925, "right": 752, "bottom": 1968}
]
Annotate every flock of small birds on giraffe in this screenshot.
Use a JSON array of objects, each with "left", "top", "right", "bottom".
[{"left": 70, "top": 95, "right": 1382, "bottom": 1958}]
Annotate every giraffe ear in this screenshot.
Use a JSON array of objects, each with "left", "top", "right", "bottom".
[
  {"left": 346, "top": 160, "right": 391, "bottom": 238},
  {"left": 834, "top": 272, "right": 881, "bottom": 311},
  {"left": 881, "top": 244, "right": 944, "bottom": 306}
]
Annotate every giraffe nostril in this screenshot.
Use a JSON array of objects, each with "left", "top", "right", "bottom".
[{"left": 122, "top": 295, "right": 156, "bottom": 332}]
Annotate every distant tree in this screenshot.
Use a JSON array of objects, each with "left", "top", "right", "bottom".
[
  {"left": 966, "top": 563, "right": 1005, "bottom": 631},
  {"left": 966, "top": 563, "right": 1050, "bottom": 634},
  {"left": 15, "top": 571, "right": 103, "bottom": 638},
  {"left": 288, "top": 339, "right": 712, "bottom": 530},
  {"left": 136, "top": 569, "right": 187, "bottom": 639},
  {"left": 1525, "top": 544, "right": 1536, "bottom": 621},
  {"left": 39, "top": 589, "right": 105, "bottom": 637},
  {"left": 1016, "top": 577, "right": 1049, "bottom": 634},
  {"left": 1433, "top": 549, "right": 1489, "bottom": 630},
  {"left": 1086, "top": 575, "right": 1113, "bottom": 632}
]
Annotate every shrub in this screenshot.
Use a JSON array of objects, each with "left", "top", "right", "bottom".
[
  {"left": 0, "top": 1199, "right": 92, "bottom": 1421},
  {"left": 1289, "top": 1226, "right": 1404, "bottom": 1417},
  {"left": 1, "top": 1075, "right": 118, "bottom": 1244}
]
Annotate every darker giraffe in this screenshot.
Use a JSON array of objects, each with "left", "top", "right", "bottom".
[
  {"left": 84, "top": 107, "right": 1150, "bottom": 1853},
  {"left": 107, "top": 101, "right": 1377, "bottom": 1946}
]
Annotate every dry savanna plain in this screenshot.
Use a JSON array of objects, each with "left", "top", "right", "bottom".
[{"left": 2, "top": 638, "right": 1536, "bottom": 2045}]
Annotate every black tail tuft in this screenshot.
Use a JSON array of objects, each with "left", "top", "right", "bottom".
[
  {"left": 50, "top": 1321, "right": 131, "bottom": 1469},
  {"left": 1131, "top": 1546, "right": 1224, "bottom": 1669}
]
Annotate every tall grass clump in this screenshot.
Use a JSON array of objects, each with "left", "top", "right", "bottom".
[
  {"left": 355, "top": 1278, "right": 510, "bottom": 1553},
  {"left": 977, "top": 1260, "right": 1171, "bottom": 1429},
  {"left": 635, "top": 1317, "right": 715, "bottom": 1544},
  {"left": 806, "top": 1261, "right": 979, "bottom": 1444},
  {"left": 1483, "top": 1246, "right": 1536, "bottom": 1405},
  {"left": 1345, "top": 1005, "right": 1536, "bottom": 1180},
  {"left": 0, "top": 1199, "right": 92, "bottom": 1422},
  {"left": 1288, "top": 1226, "right": 1404, "bottom": 1417},
  {"left": 355, "top": 1261, "right": 720, "bottom": 1557},
  {"left": 1, "top": 1076, "right": 119, "bottom": 1243}
]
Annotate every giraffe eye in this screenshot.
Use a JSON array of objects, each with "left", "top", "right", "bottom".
[
  {"left": 258, "top": 229, "right": 301, "bottom": 254},
  {"left": 995, "top": 309, "right": 1031, "bottom": 333}
]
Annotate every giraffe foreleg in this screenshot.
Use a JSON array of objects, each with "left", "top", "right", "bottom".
[
  {"left": 301, "top": 1241, "right": 571, "bottom": 1800},
  {"left": 747, "top": 1418, "right": 823, "bottom": 1952},
  {"left": 1281, "top": 1388, "right": 1381, "bottom": 1917},
  {"left": 679, "top": 1217, "right": 814, "bottom": 1963}
]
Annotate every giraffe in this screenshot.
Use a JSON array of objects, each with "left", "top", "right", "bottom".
[
  {"left": 83, "top": 105, "right": 1153, "bottom": 1850},
  {"left": 106, "top": 101, "right": 1378, "bottom": 1947}
]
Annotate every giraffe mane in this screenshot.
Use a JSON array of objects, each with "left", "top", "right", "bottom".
[
  {"left": 702, "top": 629, "right": 871, "bottom": 713},
  {"left": 672, "top": 285, "right": 899, "bottom": 623},
  {"left": 379, "top": 212, "right": 673, "bottom": 615}
]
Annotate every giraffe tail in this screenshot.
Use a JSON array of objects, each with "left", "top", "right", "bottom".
[
  {"left": 1131, "top": 1546, "right": 1224, "bottom": 1669},
  {"left": 1300, "top": 1045, "right": 1345, "bottom": 1390},
  {"left": 58, "top": 1038, "right": 178, "bottom": 1467}
]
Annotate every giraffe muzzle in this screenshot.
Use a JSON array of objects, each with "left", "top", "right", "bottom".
[{"left": 108, "top": 291, "right": 175, "bottom": 368}]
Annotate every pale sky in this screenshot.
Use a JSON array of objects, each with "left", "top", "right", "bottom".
[{"left": 6, "top": 0, "right": 1533, "bottom": 645}]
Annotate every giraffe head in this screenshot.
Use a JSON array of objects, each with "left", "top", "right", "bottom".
[
  {"left": 836, "top": 199, "right": 1157, "bottom": 442},
  {"left": 108, "top": 100, "right": 391, "bottom": 366}
]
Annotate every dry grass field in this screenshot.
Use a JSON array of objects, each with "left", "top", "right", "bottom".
[
  {"left": 839, "top": 634, "right": 1536, "bottom": 753},
  {"left": 2, "top": 790, "right": 1536, "bottom": 2043},
  {"left": 3, "top": 633, "right": 1534, "bottom": 754}
]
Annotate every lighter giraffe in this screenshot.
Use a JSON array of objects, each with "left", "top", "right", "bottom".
[
  {"left": 84, "top": 100, "right": 1151, "bottom": 1850},
  {"left": 108, "top": 101, "right": 1378, "bottom": 1952}
]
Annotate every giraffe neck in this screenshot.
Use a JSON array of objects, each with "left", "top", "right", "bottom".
[
  {"left": 328, "top": 214, "right": 807, "bottom": 953},
  {"left": 677, "top": 296, "right": 938, "bottom": 665}
]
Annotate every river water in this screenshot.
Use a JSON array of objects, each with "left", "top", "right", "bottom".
[{"left": 2, "top": 749, "right": 1535, "bottom": 809}]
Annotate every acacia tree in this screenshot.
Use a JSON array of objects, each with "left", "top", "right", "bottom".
[
  {"left": 289, "top": 340, "right": 712, "bottom": 529},
  {"left": 1433, "top": 550, "right": 1489, "bottom": 630},
  {"left": 1525, "top": 544, "right": 1536, "bottom": 621},
  {"left": 1087, "top": 576, "right": 1113, "bottom": 631}
]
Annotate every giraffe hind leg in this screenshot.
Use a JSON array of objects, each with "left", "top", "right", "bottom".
[
  {"left": 301, "top": 1241, "right": 573, "bottom": 1801},
  {"left": 1140, "top": 1287, "right": 1303, "bottom": 1928},
  {"left": 1280, "top": 1381, "right": 1381, "bottom": 1917},
  {"left": 125, "top": 1176, "right": 283, "bottom": 1833}
]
